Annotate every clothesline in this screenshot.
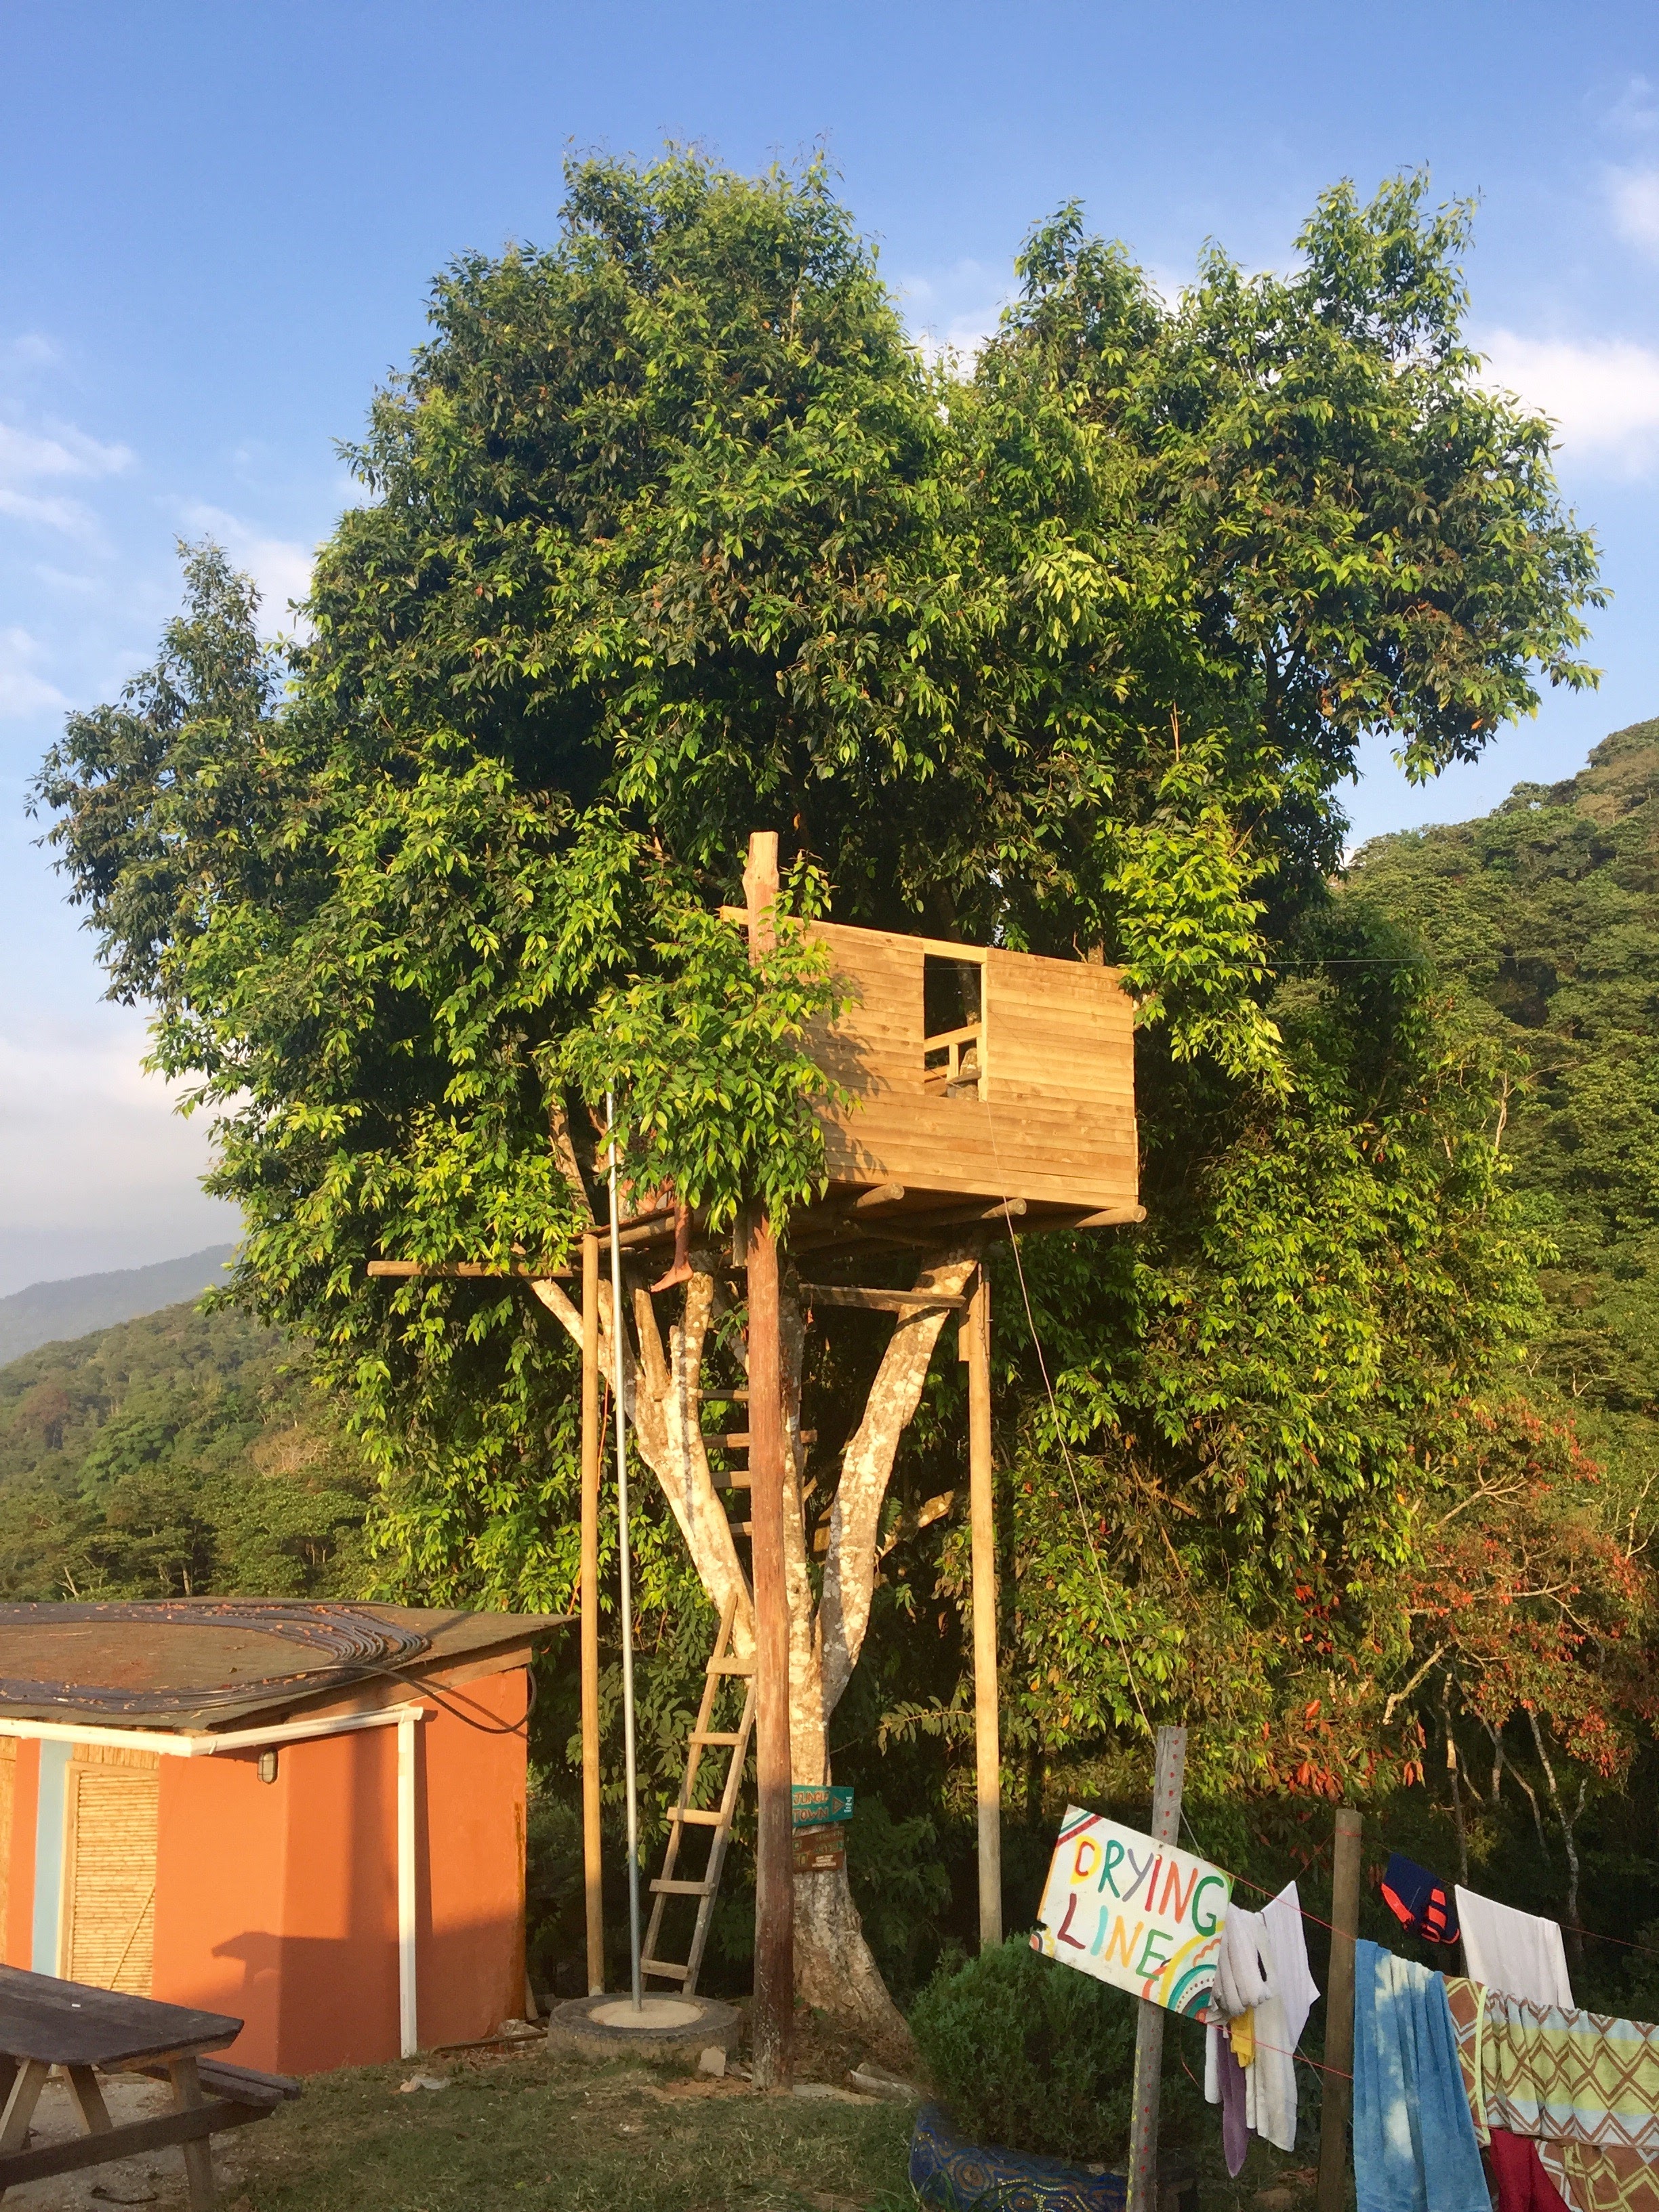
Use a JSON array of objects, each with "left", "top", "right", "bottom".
[{"left": 1227, "top": 1863, "right": 1659, "bottom": 1961}]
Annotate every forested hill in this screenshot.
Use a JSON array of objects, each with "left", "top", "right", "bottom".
[
  {"left": 0, "top": 1300, "right": 371, "bottom": 1601},
  {"left": 1349, "top": 715, "right": 1659, "bottom": 1443},
  {"left": 0, "top": 1244, "right": 236, "bottom": 1364}
]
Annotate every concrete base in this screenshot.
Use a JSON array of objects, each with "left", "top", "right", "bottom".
[{"left": 547, "top": 1992, "right": 743, "bottom": 2067}]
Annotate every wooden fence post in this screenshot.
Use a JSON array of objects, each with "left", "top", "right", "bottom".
[
  {"left": 1128, "top": 1725, "right": 1187, "bottom": 2212},
  {"left": 580, "top": 1229, "right": 604, "bottom": 1994},
  {"left": 1317, "top": 1805, "right": 1363, "bottom": 2212},
  {"left": 745, "top": 831, "right": 794, "bottom": 2090},
  {"left": 965, "top": 1263, "right": 1002, "bottom": 1949}
]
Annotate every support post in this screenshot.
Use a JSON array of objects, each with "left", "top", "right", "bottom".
[
  {"left": 1317, "top": 1805, "right": 1363, "bottom": 2212},
  {"left": 745, "top": 829, "right": 794, "bottom": 2091},
  {"left": 965, "top": 1262, "right": 1002, "bottom": 1949},
  {"left": 1128, "top": 1725, "right": 1187, "bottom": 2212},
  {"left": 580, "top": 1229, "right": 605, "bottom": 1994},
  {"left": 608, "top": 1096, "right": 644, "bottom": 2012}
]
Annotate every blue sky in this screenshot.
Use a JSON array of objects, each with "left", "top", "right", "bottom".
[{"left": 2, "top": 0, "right": 1657, "bottom": 1292}]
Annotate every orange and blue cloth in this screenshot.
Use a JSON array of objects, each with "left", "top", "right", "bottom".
[{"left": 1382, "top": 1853, "right": 1461, "bottom": 1946}]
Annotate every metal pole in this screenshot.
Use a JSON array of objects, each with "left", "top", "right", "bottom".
[
  {"left": 1317, "top": 1805, "right": 1363, "bottom": 2212},
  {"left": 744, "top": 829, "right": 794, "bottom": 2090},
  {"left": 965, "top": 1263, "right": 1002, "bottom": 1949},
  {"left": 580, "top": 1229, "right": 605, "bottom": 1994},
  {"left": 1128, "top": 1725, "right": 1187, "bottom": 2212},
  {"left": 608, "top": 1093, "right": 643, "bottom": 2013}
]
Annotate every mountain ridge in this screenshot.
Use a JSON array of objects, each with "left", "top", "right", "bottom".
[{"left": 0, "top": 1245, "right": 238, "bottom": 1366}]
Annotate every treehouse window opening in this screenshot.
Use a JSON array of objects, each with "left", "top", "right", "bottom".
[{"left": 924, "top": 957, "right": 984, "bottom": 1098}]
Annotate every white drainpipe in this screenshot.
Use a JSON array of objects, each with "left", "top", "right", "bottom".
[{"left": 397, "top": 1711, "right": 418, "bottom": 2057}]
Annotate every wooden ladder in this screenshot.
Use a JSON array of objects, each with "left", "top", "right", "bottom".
[{"left": 640, "top": 1595, "right": 756, "bottom": 1996}]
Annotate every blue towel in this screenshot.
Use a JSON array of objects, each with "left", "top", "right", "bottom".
[{"left": 1353, "top": 1941, "right": 1491, "bottom": 2212}]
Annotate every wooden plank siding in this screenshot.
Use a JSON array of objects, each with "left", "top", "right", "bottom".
[
  {"left": 805, "top": 924, "right": 924, "bottom": 1099},
  {"left": 804, "top": 922, "right": 1139, "bottom": 1216}
]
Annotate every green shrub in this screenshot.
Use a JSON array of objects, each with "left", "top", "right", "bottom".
[{"left": 909, "top": 1933, "right": 1139, "bottom": 2164}]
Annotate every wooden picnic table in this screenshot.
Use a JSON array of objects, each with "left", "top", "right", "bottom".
[{"left": 0, "top": 1965, "right": 299, "bottom": 2209}]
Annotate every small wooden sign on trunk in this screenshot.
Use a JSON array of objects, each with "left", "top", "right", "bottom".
[
  {"left": 792, "top": 1784, "right": 854, "bottom": 1828},
  {"left": 793, "top": 1824, "right": 846, "bottom": 1874}
]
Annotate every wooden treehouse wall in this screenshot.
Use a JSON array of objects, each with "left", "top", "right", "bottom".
[{"left": 804, "top": 922, "right": 1139, "bottom": 1219}]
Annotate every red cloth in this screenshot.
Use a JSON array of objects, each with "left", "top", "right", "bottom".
[{"left": 1488, "top": 2127, "right": 1572, "bottom": 2212}]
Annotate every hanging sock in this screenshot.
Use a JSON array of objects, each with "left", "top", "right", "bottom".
[
  {"left": 1454, "top": 1888, "right": 1574, "bottom": 2011},
  {"left": 1353, "top": 1941, "right": 1491, "bottom": 2212},
  {"left": 1382, "top": 1853, "right": 1462, "bottom": 1944}
]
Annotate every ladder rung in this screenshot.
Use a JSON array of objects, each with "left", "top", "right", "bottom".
[
  {"left": 641, "top": 1957, "right": 690, "bottom": 1981},
  {"left": 651, "top": 1877, "right": 716, "bottom": 1896},
  {"left": 669, "top": 1807, "right": 723, "bottom": 1824},
  {"left": 708, "top": 1658, "right": 753, "bottom": 1675},
  {"left": 713, "top": 1471, "right": 752, "bottom": 1490},
  {"left": 689, "top": 1730, "right": 743, "bottom": 1746},
  {"left": 716, "top": 1429, "right": 817, "bottom": 1448}
]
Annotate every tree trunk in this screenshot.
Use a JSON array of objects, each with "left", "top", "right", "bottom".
[{"left": 534, "top": 1238, "right": 981, "bottom": 2039}]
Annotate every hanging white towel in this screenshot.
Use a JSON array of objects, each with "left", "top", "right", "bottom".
[
  {"left": 1454, "top": 1886, "right": 1574, "bottom": 2009},
  {"left": 1205, "top": 1904, "right": 1273, "bottom": 2104},
  {"left": 1248, "top": 1881, "right": 1322, "bottom": 2152}
]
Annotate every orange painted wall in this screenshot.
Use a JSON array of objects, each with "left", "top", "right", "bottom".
[
  {"left": 148, "top": 1671, "right": 528, "bottom": 2074},
  {"left": 4, "top": 1739, "right": 39, "bottom": 1968},
  {"left": 418, "top": 1669, "right": 527, "bottom": 2051}
]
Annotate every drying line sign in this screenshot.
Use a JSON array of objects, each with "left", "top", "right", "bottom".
[{"left": 1032, "top": 1805, "right": 1231, "bottom": 2016}]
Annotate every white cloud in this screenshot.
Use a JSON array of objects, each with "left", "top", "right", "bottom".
[
  {"left": 0, "top": 627, "right": 68, "bottom": 718},
  {"left": 0, "top": 420, "right": 131, "bottom": 481},
  {"left": 897, "top": 258, "right": 1011, "bottom": 366},
  {"left": 176, "top": 500, "right": 315, "bottom": 634},
  {"left": 1608, "top": 166, "right": 1659, "bottom": 252},
  {"left": 1, "top": 332, "right": 60, "bottom": 372},
  {"left": 1605, "top": 76, "right": 1659, "bottom": 136},
  {"left": 1481, "top": 329, "right": 1659, "bottom": 475},
  {"left": 0, "top": 486, "right": 102, "bottom": 539},
  {"left": 0, "top": 413, "right": 130, "bottom": 542},
  {"left": 0, "top": 1015, "right": 237, "bottom": 1294}
]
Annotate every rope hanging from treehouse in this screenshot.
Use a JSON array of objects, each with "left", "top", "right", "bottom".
[{"left": 0, "top": 1601, "right": 432, "bottom": 1714}]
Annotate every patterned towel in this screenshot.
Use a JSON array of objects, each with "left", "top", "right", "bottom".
[
  {"left": 1446, "top": 1978, "right": 1659, "bottom": 2212},
  {"left": 1538, "top": 2144, "right": 1659, "bottom": 2212}
]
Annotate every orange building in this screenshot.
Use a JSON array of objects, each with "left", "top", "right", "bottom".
[{"left": 0, "top": 1600, "right": 560, "bottom": 2074}]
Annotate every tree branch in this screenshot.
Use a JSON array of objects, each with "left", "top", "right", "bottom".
[{"left": 818, "top": 1246, "right": 978, "bottom": 1717}]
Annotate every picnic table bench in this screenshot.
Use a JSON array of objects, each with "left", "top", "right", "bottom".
[{"left": 0, "top": 1965, "right": 299, "bottom": 2208}]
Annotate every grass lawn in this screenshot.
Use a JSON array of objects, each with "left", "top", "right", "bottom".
[
  {"left": 222, "top": 2041, "right": 918, "bottom": 2212},
  {"left": 205, "top": 2034, "right": 1340, "bottom": 2212}
]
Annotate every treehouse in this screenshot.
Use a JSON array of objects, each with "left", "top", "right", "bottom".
[{"left": 795, "top": 920, "right": 1141, "bottom": 1246}]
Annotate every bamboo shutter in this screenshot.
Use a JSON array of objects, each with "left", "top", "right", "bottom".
[{"left": 61, "top": 1746, "right": 160, "bottom": 1994}]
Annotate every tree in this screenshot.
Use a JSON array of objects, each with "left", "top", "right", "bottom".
[{"left": 33, "top": 154, "right": 1601, "bottom": 2027}]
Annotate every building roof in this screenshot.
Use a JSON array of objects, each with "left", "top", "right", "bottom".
[{"left": 0, "top": 1600, "right": 567, "bottom": 1734}]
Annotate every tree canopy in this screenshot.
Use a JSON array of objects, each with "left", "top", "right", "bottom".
[{"left": 31, "top": 152, "right": 1639, "bottom": 1957}]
